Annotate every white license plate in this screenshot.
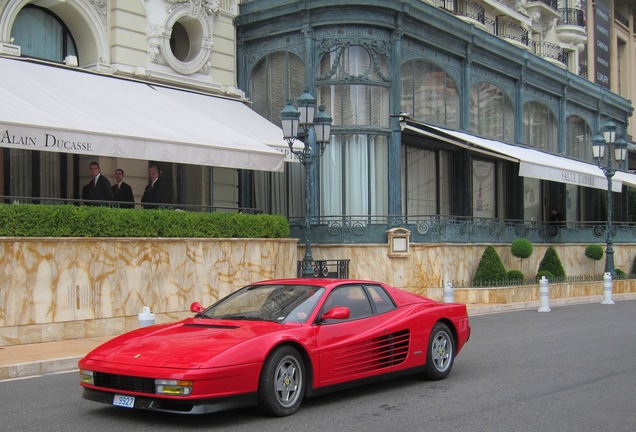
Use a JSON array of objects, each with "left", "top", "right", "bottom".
[{"left": 113, "top": 394, "right": 135, "bottom": 408}]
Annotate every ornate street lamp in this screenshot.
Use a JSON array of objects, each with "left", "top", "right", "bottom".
[
  {"left": 592, "top": 120, "right": 628, "bottom": 278},
  {"left": 281, "top": 89, "right": 333, "bottom": 278}
]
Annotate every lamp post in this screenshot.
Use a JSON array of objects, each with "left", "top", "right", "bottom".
[
  {"left": 592, "top": 120, "right": 628, "bottom": 277},
  {"left": 281, "top": 89, "right": 333, "bottom": 278}
]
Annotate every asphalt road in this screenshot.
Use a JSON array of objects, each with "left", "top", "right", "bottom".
[{"left": 1, "top": 301, "right": 635, "bottom": 432}]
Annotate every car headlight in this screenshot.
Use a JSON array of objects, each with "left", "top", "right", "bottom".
[
  {"left": 79, "top": 369, "right": 94, "bottom": 385},
  {"left": 155, "top": 379, "right": 193, "bottom": 396}
]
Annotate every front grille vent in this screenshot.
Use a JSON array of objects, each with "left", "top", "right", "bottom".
[{"left": 94, "top": 372, "right": 155, "bottom": 394}]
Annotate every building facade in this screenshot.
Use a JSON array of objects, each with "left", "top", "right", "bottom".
[
  {"left": 235, "top": 0, "right": 636, "bottom": 245},
  {"left": 1, "top": 0, "right": 636, "bottom": 248},
  {"left": 0, "top": 0, "right": 288, "bottom": 212}
]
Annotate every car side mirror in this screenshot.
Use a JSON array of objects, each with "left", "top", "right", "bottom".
[
  {"left": 190, "top": 301, "right": 204, "bottom": 314},
  {"left": 321, "top": 306, "right": 350, "bottom": 321}
]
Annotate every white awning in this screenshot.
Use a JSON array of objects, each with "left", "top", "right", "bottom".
[
  {"left": 0, "top": 57, "right": 286, "bottom": 172},
  {"left": 614, "top": 170, "right": 636, "bottom": 189},
  {"left": 403, "top": 123, "right": 633, "bottom": 192},
  {"left": 152, "top": 86, "right": 303, "bottom": 162}
]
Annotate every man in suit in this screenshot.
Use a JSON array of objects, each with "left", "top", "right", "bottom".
[
  {"left": 111, "top": 168, "right": 135, "bottom": 209},
  {"left": 141, "top": 164, "right": 169, "bottom": 209},
  {"left": 82, "top": 161, "right": 114, "bottom": 205}
]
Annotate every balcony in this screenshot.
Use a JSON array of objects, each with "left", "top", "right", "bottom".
[
  {"left": 555, "top": 8, "right": 587, "bottom": 47},
  {"left": 557, "top": 8, "right": 585, "bottom": 27},
  {"left": 430, "top": 0, "right": 486, "bottom": 25},
  {"left": 485, "top": 16, "right": 530, "bottom": 48},
  {"left": 531, "top": 40, "right": 566, "bottom": 67},
  {"left": 525, "top": 0, "right": 561, "bottom": 23}
]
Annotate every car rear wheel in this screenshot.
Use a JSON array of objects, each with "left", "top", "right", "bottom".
[
  {"left": 416, "top": 322, "right": 455, "bottom": 381},
  {"left": 257, "top": 345, "right": 305, "bottom": 417}
]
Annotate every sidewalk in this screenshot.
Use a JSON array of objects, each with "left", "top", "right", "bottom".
[{"left": 1, "top": 294, "right": 634, "bottom": 382}]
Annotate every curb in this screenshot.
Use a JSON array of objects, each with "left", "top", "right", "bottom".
[{"left": 1, "top": 356, "right": 81, "bottom": 381}]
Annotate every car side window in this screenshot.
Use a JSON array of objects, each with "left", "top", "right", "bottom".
[
  {"left": 323, "top": 285, "right": 372, "bottom": 320},
  {"left": 365, "top": 285, "right": 396, "bottom": 314}
]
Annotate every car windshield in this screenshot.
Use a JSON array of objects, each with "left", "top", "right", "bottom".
[{"left": 201, "top": 284, "right": 326, "bottom": 324}]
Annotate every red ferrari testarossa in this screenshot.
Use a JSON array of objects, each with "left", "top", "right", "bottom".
[{"left": 79, "top": 278, "right": 471, "bottom": 416}]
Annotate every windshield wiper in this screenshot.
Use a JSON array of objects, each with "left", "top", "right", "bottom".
[{"left": 217, "top": 314, "right": 275, "bottom": 322}]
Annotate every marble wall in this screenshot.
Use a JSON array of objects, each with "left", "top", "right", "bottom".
[
  {"left": 1, "top": 238, "right": 634, "bottom": 346},
  {"left": 0, "top": 238, "right": 298, "bottom": 346}
]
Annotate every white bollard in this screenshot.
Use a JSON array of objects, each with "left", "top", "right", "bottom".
[
  {"left": 538, "top": 276, "right": 551, "bottom": 312},
  {"left": 601, "top": 272, "right": 615, "bottom": 305},
  {"left": 443, "top": 281, "right": 454, "bottom": 303},
  {"left": 138, "top": 306, "right": 155, "bottom": 327}
]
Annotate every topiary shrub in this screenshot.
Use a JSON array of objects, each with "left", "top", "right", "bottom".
[
  {"left": 585, "top": 244, "right": 604, "bottom": 275},
  {"left": 615, "top": 268, "right": 626, "bottom": 279},
  {"left": 473, "top": 246, "right": 508, "bottom": 286},
  {"left": 507, "top": 270, "right": 525, "bottom": 284},
  {"left": 511, "top": 238, "right": 533, "bottom": 272},
  {"left": 631, "top": 255, "right": 636, "bottom": 277},
  {"left": 536, "top": 246, "right": 566, "bottom": 279},
  {"left": 535, "top": 270, "right": 554, "bottom": 282},
  {"left": 585, "top": 244, "right": 604, "bottom": 261}
]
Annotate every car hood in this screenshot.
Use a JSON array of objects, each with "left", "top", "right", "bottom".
[{"left": 83, "top": 318, "right": 288, "bottom": 369}]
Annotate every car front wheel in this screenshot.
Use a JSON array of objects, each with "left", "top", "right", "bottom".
[
  {"left": 416, "top": 322, "right": 455, "bottom": 381},
  {"left": 257, "top": 345, "right": 305, "bottom": 416}
]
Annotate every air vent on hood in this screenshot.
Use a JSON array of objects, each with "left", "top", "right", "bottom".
[{"left": 183, "top": 323, "right": 240, "bottom": 329}]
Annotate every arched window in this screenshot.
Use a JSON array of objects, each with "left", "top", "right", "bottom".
[
  {"left": 523, "top": 101, "right": 557, "bottom": 153},
  {"left": 401, "top": 59, "right": 459, "bottom": 129},
  {"left": 12, "top": 5, "right": 78, "bottom": 63},
  {"left": 317, "top": 45, "right": 390, "bottom": 218},
  {"left": 565, "top": 116, "right": 592, "bottom": 162},
  {"left": 248, "top": 52, "right": 306, "bottom": 217},
  {"left": 470, "top": 83, "right": 514, "bottom": 142}
]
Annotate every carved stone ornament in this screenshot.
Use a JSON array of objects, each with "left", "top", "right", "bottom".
[
  {"left": 156, "top": 0, "right": 220, "bottom": 75},
  {"left": 166, "top": 0, "right": 220, "bottom": 18}
]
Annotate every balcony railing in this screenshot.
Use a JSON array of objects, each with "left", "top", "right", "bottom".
[
  {"left": 557, "top": 8, "right": 585, "bottom": 27},
  {"left": 485, "top": 17, "right": 529, "bottom": 46},
  {"left": 289, "top": 214, "right": 636, "bottom": 245},
  {"left": 431, "top": 0, "right": 485, "bottom": 25},
  {"left": 531, "top": 40, "right": 566, "bottom": 65}
]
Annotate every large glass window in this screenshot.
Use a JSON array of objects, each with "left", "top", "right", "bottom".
[
  {"left": 248, "top": 52, "right": 306, "bottom": 216},
  {"left": 524, "top": 101, "right": 557, "bottom": 153},
  {"left": 401, "top": 146, "right": 451, "bottom": 219},
  {"left": 317, "top": 44, "right": 390, "bottom": 217},
  {"left": 566, "top": 116, "right": 592, "bottom": 162},
  {"left": 401, "top": 59, "right": 460, "bottom": 129},
  {"left": 472, "top": 159, "right": 496, "bottom": 218},
  {"left": 524, "top": 177, "right": 541, "bottom": 222},
  {"left": 12, "top": 5, "right": 78, "bottom": 63},
  {"left": 321, "top": 134, "right": 388, "bottom": 218},
  {"left": 470, "top": 83, "right": 514, "bottom": 142}
]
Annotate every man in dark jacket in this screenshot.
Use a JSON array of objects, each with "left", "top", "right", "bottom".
[
  {"left": 82, "top": 161, "right": 113, "bottom": 205},
  {"left": 141, "top": 164, "right": 169, "bottom": 209},
  {"left": 111, "top": 168, "right": 135, "bottom": 208}
]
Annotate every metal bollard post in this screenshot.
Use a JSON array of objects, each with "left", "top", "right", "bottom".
[
  {"left": 601, "top": 272, "right": 615, "bottom": 305},
  {"left": 443, "top": 281, "right": 454, "bottom": 303},
  {"left": 138, "top": 306, "right": 155, "bottom": 327},
  {"left": 538, "top": 276, "right": 551, "bottom": 312}
]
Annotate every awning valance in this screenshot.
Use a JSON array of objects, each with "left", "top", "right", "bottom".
[
  {"left": 403, "top": 122, "right": 636, "bottom": 192},
  {"left": 0, "top": 57, "right": 287, "bottom": 172}
]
